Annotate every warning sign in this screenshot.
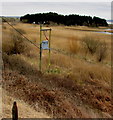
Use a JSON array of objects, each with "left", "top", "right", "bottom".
[{"left": 41, "top": 40, "right": 49, "bottom": 50}]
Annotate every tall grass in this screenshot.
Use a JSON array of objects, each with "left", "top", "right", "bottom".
[
  {"left": 16, "top": 28, "right": 26, "bottom": 35},
  {"left": 96, "top": 41, "right": 107, "bottom": 62},
  {"left": 2, "top": 31, "right": 30, "bottom": 55},
  {"left": 82, "top": 36, "right": 100, "bottom": 55},
  {"left": 82, "top": 35, "right": 108, "bottom": 62},
  {"left": 2, "top": 33, "right": 14, "bottom": 55},
  {"left": 68, "top": 36, "right": 80, "bottom": 54},
  {"left": 2, "top": 25, "right": 6, "bottom": 29},
  {"left": 2, "top": 23, "right": 112, "bottom": 118}
]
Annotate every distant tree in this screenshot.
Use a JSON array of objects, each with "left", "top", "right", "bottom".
[
  {"left": 20, "top": 12, "right": 108, "bottom": 27},
  {"left": 92, "top": 16, "right": 108, "bottom": 27}
]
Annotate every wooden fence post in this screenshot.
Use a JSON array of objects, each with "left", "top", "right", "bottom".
[{"left": 12, "top": 101, "right": 18, "bottom": 120}]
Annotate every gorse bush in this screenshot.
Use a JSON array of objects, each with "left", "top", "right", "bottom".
[
  {"left": 11, "top": 32, "right": 28, "bottom": 54},
  {"left": 82, "top": 35, "right": 108, "bottom": 62},
  {"left": 3, "top": 31, "right": 30, "bottom": 55},
  {"left": 83, "top": 36, "right": 100, "bottom": 55}
]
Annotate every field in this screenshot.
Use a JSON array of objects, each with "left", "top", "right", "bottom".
[{"left": 1, "top": 21, "right": 113, "bottom": 118}]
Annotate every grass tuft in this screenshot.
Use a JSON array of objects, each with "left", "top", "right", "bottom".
[
  {"left": 96, "top": 41, "right": 108, "bottom": 62},
  {"left": 68, "top": 36, "right": 80, "bottom": 54}
]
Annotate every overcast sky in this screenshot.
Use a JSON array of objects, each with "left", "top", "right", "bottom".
[
  {"left": 1, "top": 0, "right": 112, "bottom": 2},
  {"left": 1, "top": 1, "right": 112, "bottom": 20}
]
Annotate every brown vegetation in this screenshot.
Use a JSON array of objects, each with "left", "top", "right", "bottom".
[{"left": 2, "top": 22, "right": 112, "bottom": 118}]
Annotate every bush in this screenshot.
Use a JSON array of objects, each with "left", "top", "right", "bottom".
[
  {"left": 3, "top": 31, "right": 30, "bottom": 55},
  {"left": 96, "top": 42, "right": 107, "bottom": 62},
  {"left": 2, "top": 33, "right": 14, "bottom": 54},
  {"left": 83, "top": 36, "right": 100, "bottom": 55},
  {"left": 2, "top": 25, "right": 6, "bottom": 29},
  {"left": 10, "top": 32, "right": 28, "bottom": 54}
]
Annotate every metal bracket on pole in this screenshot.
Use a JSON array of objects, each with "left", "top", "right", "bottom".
[{"left": 40, "top": 28, "right": 51, "bottom": 31}]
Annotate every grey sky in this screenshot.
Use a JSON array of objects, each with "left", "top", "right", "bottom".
[
  {"left": 1, "top": 2, "right": 111, "bottom": 20},
  {"left": 1, "top": 0, "right": 112, "bottom": 2}
]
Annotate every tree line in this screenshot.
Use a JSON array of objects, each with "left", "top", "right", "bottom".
[{"left": 20, "top": 12, "right": 108, "bottom": 27}]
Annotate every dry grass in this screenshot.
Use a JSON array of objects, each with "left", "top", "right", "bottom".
[
  {"left": 16, "top": 28, "right": 26, "bottom": 35},
  {"left": 2, "top": 69, "right": 78, "bottom": 118},
  {"left": 2, "top": 22, "right": 112, "bottom": 118},
  {"left": 96, "top": 41, "right": 108, "bottom": 62},
  {"left": 2, "top": 29, "right": 38, "bottom": 58},
  {"left": 82, "top": 35, "right": 100, "bottom": 55},
  {"left": 68, "top": 36, "right": 80, "bottom": 54},
  {"left": 2, "top": 88, "right": 50, "bottom": 118},
  {"left": 2, "top": 68, "right": 112, "bottom": 118}
]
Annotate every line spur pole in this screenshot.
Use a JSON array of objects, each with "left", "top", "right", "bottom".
[
  {"left": 39, "top": 24, "right": 42, "bottom": 72},
  {"left": 39, "top": 24, "right": 52, "bottom": 72}
]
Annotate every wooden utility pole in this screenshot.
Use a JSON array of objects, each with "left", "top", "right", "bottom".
[
  {"left": 48, "top": 29, "right": 51, "bottom": 70},
  {"left": 39, "top": 24, "right": 42, "bottom": 71}
]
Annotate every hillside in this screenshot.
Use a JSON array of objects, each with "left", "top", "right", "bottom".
[
  {"left": 1, "top": 87, "right": 50, "bottom": 118},
  {"left": 1, "top": 21, "right": 113, "bottom": 118}
]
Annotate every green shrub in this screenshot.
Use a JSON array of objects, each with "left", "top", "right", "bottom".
[{"left": 46, "top": 68, "right": 61, "bottom": 74}]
